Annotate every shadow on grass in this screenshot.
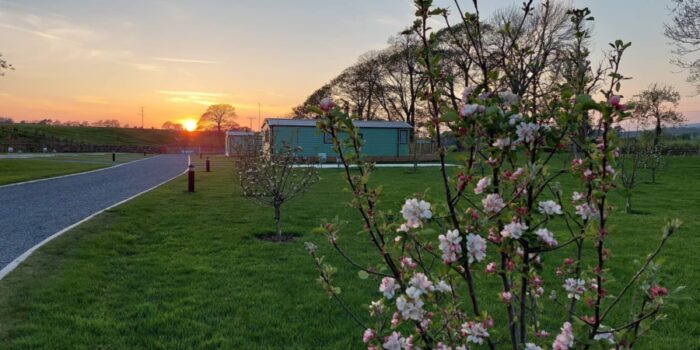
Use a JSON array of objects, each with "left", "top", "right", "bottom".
[{"left": 253, "top": 232, "right": 303, "bottom": 243}]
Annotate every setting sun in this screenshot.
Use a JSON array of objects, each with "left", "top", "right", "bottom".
[{"left": 182, "top": 119, "right": 198, "bottom": 132}]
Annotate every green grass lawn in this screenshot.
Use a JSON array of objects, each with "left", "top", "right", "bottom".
[
  {"left": 0, "top": 155, "right": 697, "bottom": 349},
  {"left": 0, "top": 153, "right": 153, "bottom": 185}
]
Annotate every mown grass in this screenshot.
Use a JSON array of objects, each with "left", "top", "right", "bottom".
[
  {"left": 0, "top": 155, "right": 697, "bottom": 349},
  {"left": 0, "top": 153, "right": 152, "bottom": 185}
]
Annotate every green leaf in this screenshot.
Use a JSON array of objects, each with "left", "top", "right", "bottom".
[{"left": 358, "top": 270, "right": 369, "bottom": 280}]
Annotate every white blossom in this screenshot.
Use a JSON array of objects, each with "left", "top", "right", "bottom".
[
  {"left": 516, "top": 122, "right": 540, "bottom": 143},
  {"left": 535, "top": 228, "right": 558, "bottom": 247},
  {"left": 396, "top": 295, "right": 425, "bottom": 321},
  {"left": 401, "top": 198, "right": 432, "bottom": 228},
  {"left": 538, "top": 200, "right": 563, "bottom": 215},
  {"left": 575, "top": 203, "right": 598, "bottom": 221},
  {"left": 498, "top": 91, "right": 519, "bottom": 106},
  {"left": 501, "top": 221, "right": 528, "bottom": 239},
  {"left": 492, "top": 137, "right": 512, "bottom": 149},
  {"left": 466, "top": 233, "right": 487, "bottom": 263},
  {"left": 462, "top": 321, "right": 490, "bottom": 344},
  {"left": 379, "top": 277, "right": 400, "bottom": 299},
  {"left": 460, "top": 104, "right": 479, "bottom": 117},
  {"left": 563, "top": 278, "right": 586, "bottom": 300}
]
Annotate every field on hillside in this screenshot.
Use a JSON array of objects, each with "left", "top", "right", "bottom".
[
  {"left": 0, "top": 155, "right": 697, "bottom": 349},
  {"left": 0, "top": 124, "right": 180, "bottom": 146},
  {"left": 0, "top": 153, "right": 152, "bottom": 185}
]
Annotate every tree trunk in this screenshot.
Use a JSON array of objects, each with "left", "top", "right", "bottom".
[
  {"left": 274, "top": 203, "right": 282, "bottom": 241},
  {"left": 626, "top": 194, "right": 633, "bottom": 214},
  {"left": 654, "top": 119, "right": 662, "bottom": 148}
]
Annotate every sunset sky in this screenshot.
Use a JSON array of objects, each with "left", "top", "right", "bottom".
[{"left": 1, "top": 0, "right": 699, "bottom": 130}]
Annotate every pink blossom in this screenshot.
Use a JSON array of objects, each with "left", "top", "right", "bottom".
[
  {"left": 438, "top": 229, "right": 463, "bottom": 264},
  {"left": 649, "top": 284, "right": 669, "bottom": 299},
  {"left": 525, "top": 343, "right": 543, "bottom": 350},
  {"left": 401, "top": 256, "right": 417, "bottom": 270},
  {"left": 482, "top": 193, "right": 506, "bottom": 214},
  {"left": 320, "top": 97, "right": 335, "bottom": 112},
  {"left": 485, "top": 262, "right": 497, "bottom": 274},
  {"left": 363, "top": 328, "right": 376, "bottom": 343},
  {"left": 552, "top": 322, "right": 574, "bottom": 350},
  {"left": 474, "top": 176, "right": 491, "bottom": 194},
  {"left": 500, "top": 291, "right": 513, "bottom": 304}
]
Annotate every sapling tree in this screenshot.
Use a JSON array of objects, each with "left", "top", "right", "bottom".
[
  {"left": 619, "top": 133, "right": 645, "bottom": 213},
  {"left": 306, "top": 2, "right": 682, "bottom": 350},
  {"left": 239, "top": 145, "right": 319, "bottom": 241}
]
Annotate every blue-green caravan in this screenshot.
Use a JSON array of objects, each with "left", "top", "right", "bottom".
[{"left": 260, "top": 118, "right": 413, "bottom": 162}]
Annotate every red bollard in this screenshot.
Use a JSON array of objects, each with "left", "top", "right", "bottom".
[
  {"left": 187, "top": 164, "right": 195, "bottom": 192},
  {"left": 206, "top": 157, "right": 211, "bottom": 172}
]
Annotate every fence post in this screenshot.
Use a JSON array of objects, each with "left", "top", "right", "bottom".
[
  {"left": 206, "top": 157, "right": 211, "bottom": 172},
  {"left": 188, "top": 164, "right": 195, "bottom": 192},
  {"left": 112, "top": 152, "right": 116, "bottom": 162}
]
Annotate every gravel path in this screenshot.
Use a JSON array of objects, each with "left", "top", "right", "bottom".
[{"left": 0, "top": 154, "right": 189, "bottom": 272}]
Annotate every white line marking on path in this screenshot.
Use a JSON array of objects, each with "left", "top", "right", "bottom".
[
  {"left": 0, "top": 155, "right": 160, "bottom": 190},
  {"left": 0, "top": 155, "right": 190, "bottom": 281}
]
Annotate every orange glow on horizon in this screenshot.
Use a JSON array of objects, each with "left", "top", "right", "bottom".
[{"left": 182, "top": 119, "right": 198, "bottom": 132}]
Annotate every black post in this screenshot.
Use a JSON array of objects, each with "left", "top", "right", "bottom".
[
  {"left": 112, "top": 152, "right": 116, "bottom": 162},
  {"left": 206, "top": 157, "right": 211, "bottom": 172},
  {"left": 188, "top": 164, "right": 195, "bottom": 192}
]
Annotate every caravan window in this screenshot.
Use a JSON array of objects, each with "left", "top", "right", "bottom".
[
  {"left": 399, "top": 129, "right": 408, "bottom": 144},
  {"left": 324, "top": 132, "right": 333, "bottom": 144}
]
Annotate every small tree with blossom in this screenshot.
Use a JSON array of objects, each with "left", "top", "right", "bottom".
[
  {"left": 306, "top": 1, "right": 682, "bottom": 350},
  {"left": 239, "top": 145, "right": 319, "bottom": 241}
]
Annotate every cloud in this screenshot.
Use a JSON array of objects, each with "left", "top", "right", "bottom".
[
  {"left": 157, "top": 90, "right": 228, "bottom": 97},
  {"left": 152, "top": 57, "right": 220, "bottom": 64},
  {"left": 157, "top": 90, "right": 229, "bottom": 106}
]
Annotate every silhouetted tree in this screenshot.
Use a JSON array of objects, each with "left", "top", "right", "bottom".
[
  {"left": 198, "top": 104, "right": 238, "bottom": 132},
  {"left": 162, "top": 121, "right": 184, "bottom": 131}
]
